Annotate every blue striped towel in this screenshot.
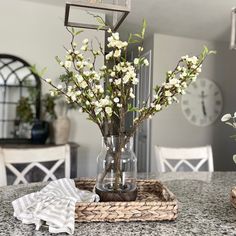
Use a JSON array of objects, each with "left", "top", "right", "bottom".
[{"left": 12, "top": 178, "right": 100, "bottom": 235}]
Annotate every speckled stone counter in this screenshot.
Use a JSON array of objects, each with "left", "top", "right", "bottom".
[{"left": 1, "top": 172, "right": 236, "bottom": 236}]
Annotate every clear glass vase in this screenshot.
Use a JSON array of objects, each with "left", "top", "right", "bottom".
[{"left": 95, "top": 135, "right": 137, "bottom": 202}]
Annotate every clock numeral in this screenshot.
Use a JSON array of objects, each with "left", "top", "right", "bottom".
[
  {"left": 191, "top": 115, "right": 196, "bottom": 122},
  {"left": 182, "top": 100, "right": 189, "bottom": 105},
  {"left": 200, "top": 80, "right": 206, "bottom": 87},
  {"left": 192, "top": 83, "right": 198, "bottom": 89},
  {"left": 185, "top": 108, "right": 191, "bottom": 116}
]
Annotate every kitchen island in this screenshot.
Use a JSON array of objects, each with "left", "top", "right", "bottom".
[{"left": 0, "top": 172, "right": 236, "bottom": 235}]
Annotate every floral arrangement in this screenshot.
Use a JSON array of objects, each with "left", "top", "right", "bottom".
[
  {"left": 221, "top": 112, "right": 236, "bottom": 163},
  {"left": 221, "top": 112, "right": 236, "bottom": 140},
  {"left": 45, "top": 22, "right": 212, "bottom": 141},
  {"left": 43, "top": 21, "right": 213, "bottom": 193}
]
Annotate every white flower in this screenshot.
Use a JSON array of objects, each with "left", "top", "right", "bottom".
[
  {"left": 138, "top": 46, "right": 143, "bottom": 52},
  {"left": 50, "top": 90, "right": 55, "bottom": 96},
  {"left": 45, "top": 78, "right": 52, "bottom": 83},
  {"left": 105, "top": 106, "right": 112, "bottom": 116},
  {"left": 196, "top": 67, "right": 202, "bottom": 73},
  {"left": 123, "top": 75, "right": 130, "bottom": 84},
  {"left": 112, "top": 32, "right": 119, "bottom": 40},
  {"left": 59, "top": 62, "right": 64, "bottom": 67},
  {"left": 86, "top": 101, "right": 90, "bottom": 105},
  {"left": 221, "top": 114, "right": 232, "bottom": 122},
  {"left": 76, "top": 61, "right": 83, "bottom": 68},
  {"left": 143, "top": 59, "right": 149, "bottom": 66},
  {"left": 95, "top": 107, "right": 102, "bottom": 115},
  {"left": 181, "top": 55, "right": 189, "bottom": 60},
  {"left": 114, "top": 50, "right": 121, "bottom": 58},
  {"left": 164, "top": 83, "right": 172, "bottom": 89},
  {"left": 113, "top": 97, "right": 119, "bottom": 103},
  {"left": 169, "top": 78, "right": 180, "bottom": 85},
  {"left": 82, "top": 38, "right": 89, "bottom": 44},
  {"left": 132, "top": 77, "right": 139, "bottom": 85},
  {"left": 117, "top": 103, "right": 122, "bottom": 108},
  {"left": 77, "top": 75, "right": 83, "bottom": 83},
  {"left": 155, "top": 104, "right": 162, "bottom": 111},
  {"left": 130, "top": 92, "right": 135, "bottom": 99},
  {"left": 100, "top": 65, "right": 107, "bottom": 71},
  {"left": 110, "top": 71, "right": 115, "bottom": 77},
  {"left": 57, "top": 84, "right": 63, "bottom": 90},
  {"left": 122, "top": 41, "right": 128, "bottom": 47},
  {"left": 83, "top": 71, "right": 90, "bottom": 77},
  {"left": 165, "top": 90, "right": 172, "bottom": 97},
  {"left": 81, "top": 45, "right": 88, "bottom": 51},
  {"left": 188, "top": 56, "right": 198, "bottom": 64},
  {"left": 64, "top": 60, "right": 72, "bottom": 69},
  {"left": 134, "top": 58, "right": 139, "bottom": 65},
  {"left": 181, "top": 82, "right": 187, "bottom": 88},
  {"left": 106, "top": 51, "right": 113, "bottom": 60},
  {"left": 115, "top": 78, "right": 121, "bottom": 85},
  {"left": 80, "top": 81, "right": 87, "bottom": 88},
  {"left": 107, "top": 28, "right": 112, "bottom": 33}
]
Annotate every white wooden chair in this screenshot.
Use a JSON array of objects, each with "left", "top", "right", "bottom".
[
  {"left": 155, "top": 145, "right": 214, "bottom": 172},
  {"left": 0, "top": 144, "right": 70, "bottom": 186}
]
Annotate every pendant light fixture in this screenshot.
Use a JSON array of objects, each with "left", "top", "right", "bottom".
[
  {"left": 64, "top": 0, "right": 131, "bottom": 31},
  {"left": 230, "top": 7, "right": 236, "bottom": 49}
]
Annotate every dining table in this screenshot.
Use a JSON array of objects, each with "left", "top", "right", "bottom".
[{"left": 0, "top": 172, "right": 236, "bottom": 236}]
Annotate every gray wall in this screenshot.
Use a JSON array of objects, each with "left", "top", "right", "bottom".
[
  {"left": 149, "top": 33, "right": 236, "bottom": 171},
  {"left": 0, "top": 0, "right": 105, "bottom": 177}
]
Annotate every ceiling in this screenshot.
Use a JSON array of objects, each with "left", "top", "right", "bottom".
[
  {"left": 24, "top": 0, "right": 236, "bottom": 43},
  {"left": 119, "top": 0, "right": 236, "bottom": 42}
]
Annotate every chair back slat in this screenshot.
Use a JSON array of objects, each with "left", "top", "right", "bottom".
[
  {"left": 155, "top": 145, "right": 214, "bottom": 172},
  {"left": 0, "top": 145, "right": 71, "bottom": 186}
]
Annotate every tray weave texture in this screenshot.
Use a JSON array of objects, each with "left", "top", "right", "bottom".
[
  {"left": 75, "top": 179, "right": 178, "bottom": 222},
  {"left": 230, "top": 187, "right": 236, "bottom": 208}
]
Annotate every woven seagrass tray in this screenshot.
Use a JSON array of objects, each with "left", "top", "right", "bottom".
[
  {"left": 230, "top": 187, "right": 236, "bottom": 208},
  {"left": 74, "top": 179, "right": 178, "bottom": 222}
]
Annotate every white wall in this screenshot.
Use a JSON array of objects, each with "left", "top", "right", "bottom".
[
  {"left": 149, "top": 33, "right": 236, "bottom": 171},
  {"left": 0, "top": 0, "right": 105, "bottom": 177}
]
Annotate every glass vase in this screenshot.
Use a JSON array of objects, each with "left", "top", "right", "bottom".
[{"left": 95, "top": 135, "right": 137, "bottom": 202}]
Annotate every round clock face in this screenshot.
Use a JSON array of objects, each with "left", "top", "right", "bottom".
[{"left": 181, "top": 78, "right": 223, "bottom": 126}]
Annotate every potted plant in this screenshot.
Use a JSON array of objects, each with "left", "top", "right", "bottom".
[
  {"left": 221, "top": 113, "right": 236, "bottom": 163},
  {"left": 42, "top": 21, "right": 213, "bottom": 201},
  {"left": 15, "top": 97, "right": 34, "bottom": 138}
]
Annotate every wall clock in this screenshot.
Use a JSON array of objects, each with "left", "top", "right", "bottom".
[{"left": 181, "top": 78, "right": 223, "bottom": 127}]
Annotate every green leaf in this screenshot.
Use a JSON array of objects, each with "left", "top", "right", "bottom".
[
  {"left": 133, "top": 33, "right": 142, "bottom": 39},
  {"left": 75, "top": 30, "right": 83, "bottom": 35},
  {"left": 30, "top": 65, "right": 47, "bottom": 78},
  {"left": 55, "top": 56, "right": 61, "bottom": 64},
  {"left": 141, "top": 19, "right": 147, "bottom": 39}
]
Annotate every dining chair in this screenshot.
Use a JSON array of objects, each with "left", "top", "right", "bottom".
[
  {"left": 154, "top": 145, "right": 214, "bottom": 172},
  {"left": 0, "top": 144, "right": 70, "bottom": 186}
]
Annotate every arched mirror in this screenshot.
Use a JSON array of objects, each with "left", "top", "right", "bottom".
[{"left": 0, "top": 54, "right": 41, "bottom": 140}]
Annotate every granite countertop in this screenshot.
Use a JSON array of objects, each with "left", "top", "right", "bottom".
[{"left": 1, "top": 172, "right": 236, "bottom": 236}]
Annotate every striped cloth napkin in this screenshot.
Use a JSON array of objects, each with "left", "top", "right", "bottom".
[{"left": 12, "top": 178, "right": 100, "bottom": 235}]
